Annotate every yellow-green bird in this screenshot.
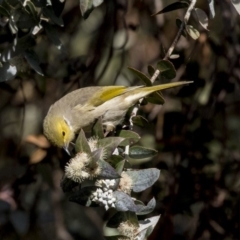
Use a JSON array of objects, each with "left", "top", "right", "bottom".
[{"left": 43, "top": 82, "right": 191, "bottom": 152}]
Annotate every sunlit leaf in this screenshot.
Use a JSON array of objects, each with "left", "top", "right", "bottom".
[
  {"left": 129, "top": 146, "right": 157, "bottom": 159},
  {"left": 124, "top": 169, "right": 160, "bottom": 192},
  {"left": 113, "top": 191, "right": 137, "bottom": 212},
  {"left": 186, "top": 25, "right": 200, "bottom": 40},
  {"left": 194, "top": 8, "right": 209, "bottom": 31},
  {"left": 136, "top": 198, "right": 156, "bottom": 215},
  {"left": 0, "top": 63, "right": 17, "bottom": 82},
  {"left": 231, "top": 0, "right": 240, "bottom": 15},
  {"left": 75, "top": 129, "right": 91, "bottom": 154},
  {"left": 151, "top": 1, "right": 189, "bottom": 16},
  {"left": 208, "top": 0, "right": 215, "bottom": 18}
]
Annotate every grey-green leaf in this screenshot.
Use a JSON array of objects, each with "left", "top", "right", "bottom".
[
  {"left": 113, "top": 191, "right": 137, "bottom": 212},
  {"left": 131, "top": 115, "right": 148, "bottom": 127},
  {"left": 136, "top": 198, "right": 156, "bottom": 215},
  {"left": 125, "top": 169, "right": 160, "bottom": 192},
  {"left": 97, "top": 159, "right": 120, "bottom": 179},
  {"left": 92, "top": 117, "right": 104, "bottom": 139},
  {"left": 75, "top": 129, "right": 92, "bottom": 154},
  {"left": 97, "top": 137, "right": 124, "bottom": 157},
  {"left": 194, "top": 8, "right": 209, "bottom": 31},
  {"left": 117, "top": 130, "right": 140, "bottom": 147},
  {"left": 129, "top": 146, "right": 157, "bottom": 159}
]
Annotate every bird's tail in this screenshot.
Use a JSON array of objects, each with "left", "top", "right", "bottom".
[{"left": 124, "top": 81, "right": 193, "bottom": 104}]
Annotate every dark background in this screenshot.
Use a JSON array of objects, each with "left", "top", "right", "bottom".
[{"left": 0, "top": 0, "right": 240, "bottom": 239}]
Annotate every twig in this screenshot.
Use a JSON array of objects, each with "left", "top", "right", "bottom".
[{"left": 163, "top": 0, "right": 197, "bottom": 61}]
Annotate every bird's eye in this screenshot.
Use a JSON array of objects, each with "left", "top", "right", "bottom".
[{"left": 62, "top": 131, "right": 65, "bottom": 136}]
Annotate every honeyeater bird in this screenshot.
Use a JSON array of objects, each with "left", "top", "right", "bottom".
[{"left": 43, "top": 82, "right": 191, "bottom": 152}]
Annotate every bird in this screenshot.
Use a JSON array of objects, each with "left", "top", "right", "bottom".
[{"left": 43, "top": 82, "right": 192, "bottom": 153}]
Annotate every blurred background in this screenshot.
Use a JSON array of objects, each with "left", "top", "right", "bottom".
[{"left": 1, "top": 0, "right": 240, "bottom": 239}]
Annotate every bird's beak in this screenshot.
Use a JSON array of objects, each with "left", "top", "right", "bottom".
[{"left": 63, "top": 143, "right": 71, "bottom": 156}]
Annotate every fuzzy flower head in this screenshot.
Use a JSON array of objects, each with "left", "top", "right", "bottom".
[
  {"left": 65, "top": 152, "right": 101, "bottom": 183},
  {"left": 88, "top": 137, "right": 99, "bottom": 152},
  {"left": 118, "top": 220, "right": 138, "bottom": 239},
  {"left": 118, "top": 171, "right": 133, "bottom": 194}
]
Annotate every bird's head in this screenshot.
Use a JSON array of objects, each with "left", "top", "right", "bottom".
[{"left": 43, "top": 114, "right": 75, "bottom": 154}]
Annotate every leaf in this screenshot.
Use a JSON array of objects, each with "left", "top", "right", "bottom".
[
  {"left": 93, "top": 0, "right": 104, "bottom": 7},
  {"left": 137, "top": 215, "right": 161, "bottom": 239},
  {"left": 157, "top": 60, "right": 176, "bottom": 79},
  {"left": 104, "top": 236, "right": 130, "bottom": 240},
  {"left": 0, "top": 63, "right": 17, "bottom": 82},
  {"left": 147, "top": 65, "right": 155, "bottom": 77},
  {"left": 97, "top": 137, "right": 124, "bottom": 157},
  {"left": 113, "top": 191, "right": 137, "bottom": 212},
  {"left": 107, "top": 155, "right": 124, "bottom": 170},
  {"left": 125, "top": 169, "right": 160, "bottom": 192},
  {"left": 145, "top": 92, "right": 165, "bottom": 105},
  {"left": 24, "top": 50, "right": 44, "bottom": 76},
  {"left": 131, "top": 115, "right": 148, "bottom": 127},
  {"left": 129, "top": 146, "right": 157, "bottom": 159},
  {"left": 169, "top": 54, "right": 180, "bottom": 59},
  {"left": 79, "top": 0, "right": 94, "bottom": 19},
  {"left": 116, "top": 130, "right": 140, "bottom": 147},
  {"left": 0, "top": 35, "right": 35, "bottom": 62},
  {"left": 194, "top": 8, "right": 209, "bottom": 31},
  {"left": 151, "top": 1, "right": 189, "bottom": 16},
  {"left": 208, "top": 0, "right": 215, "bottom": 18},
  {"left": 231, "top": 0, "right": 240, "bottom": 15},
  {"left": 0, "top": 5, "right": 10, "bottom": 16},
  {"left": 26, "top": 1, "right": 39, "bottom": 23},
  {"left": 75, "top": 129, "right": 92, "bottom": 154},
  {"left": 41, "top": 21, "right": 63, "bottom": 50},
  {"left": 107, "top": 211, "right": 138, "bottom": 228},
  {"left": 42, "top": 6, "right": 64, "bottom": 26},
  {"left": 60, "top": 176, "right": 79, "bottom": 192},
  {"left": 176, "top": 19, "right": 187, "bottom": 38},
  {"left": 97, "top": 159, "right": 120, "bottom": 179},
  {"left": 128, "top": 67, "right": 152, "bottom": 86},
  {"left": 186, "top": 25, "right": 200, "bottom": 40},
  {"left": 136, "top": 198, "right": 156, "bottom": 215},
  {"left": 10, "top": 210, "right": 29, "bottom": 235},
  {"left": 92, "top": 117, "right": 104, "bottom": 139},
  {"left": 69, "top": 186, "right": 99, "bottom": 206}
]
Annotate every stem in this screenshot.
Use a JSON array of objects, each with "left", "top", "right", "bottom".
[{"left": 163, "top": 0, "right": 197, "bottom": 61}]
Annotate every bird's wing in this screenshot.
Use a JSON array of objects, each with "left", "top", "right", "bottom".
[{"left": 73, "top": 86, "right": 142, "bottom": 111}]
